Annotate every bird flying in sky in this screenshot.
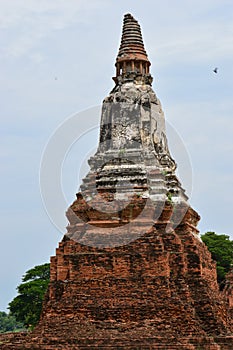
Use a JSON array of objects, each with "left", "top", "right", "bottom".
[{"left": 213, "top": 67, "right": 218, "bottom": 74}]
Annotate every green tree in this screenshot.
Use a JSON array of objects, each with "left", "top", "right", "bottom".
[
  {"left": 0, "top": 311, "right": 24, "bottom": 333},
  {"left": 8, "top": 263, "right": 50, "bottom": 328},
  {"left": 201, "top": 232, "right": 233, "bottom": 289}
]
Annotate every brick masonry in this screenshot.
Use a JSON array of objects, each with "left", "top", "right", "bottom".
[
  {"left": 2, "top": 13, "right": 233, "bottom": 349},
  {"left": 2, "top": 201, "right": 233, "bottom": 349}
]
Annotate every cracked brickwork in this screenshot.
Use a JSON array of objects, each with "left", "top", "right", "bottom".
[{"left": 2, "top": 13, "right": 233, "bottom": 349}]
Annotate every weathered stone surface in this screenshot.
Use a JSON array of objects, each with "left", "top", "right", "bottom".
[{"left": 2, "top": 13, "right": 233, "bottom": 349}]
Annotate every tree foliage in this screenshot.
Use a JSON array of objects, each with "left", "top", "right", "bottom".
[
  {"left": 8, "top": 263, "right": 50, "bottom": 328},
  {"left": 201, "top": 232, "right": 233, "bottom": 288},
  {"left": 0, "top": 311, "right": 24, "bottom": 333}
]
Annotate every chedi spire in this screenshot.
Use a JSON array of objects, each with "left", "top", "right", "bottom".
[
  {"left": 88, "top": 13, "right": 187, "bottom": 208},
  {"left": 4, "top": 14, "right": 233, "bottom": 350},
  {"left": 114, "top": 14, "right": 152, "bottom": 85}
]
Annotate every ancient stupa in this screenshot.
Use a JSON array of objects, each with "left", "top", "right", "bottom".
[{"left": 3, "top": 13, "right": 233, "bottom": 349}]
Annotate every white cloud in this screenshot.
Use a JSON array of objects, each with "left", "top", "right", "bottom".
[
  {"left": 0, "top": 1, "right": 83, "bottom": 29},
  {"left": 1, "top": 0, "right": 233, "bottom": 64},
  {"left": 0, "top": 0, "right": 108, "bottom": 58},
  {"left": 0, "top": 0, "right": 110, "bottom": 29},
  {"left": 148, "top": 19, "right": 233, "bottom": 66}
]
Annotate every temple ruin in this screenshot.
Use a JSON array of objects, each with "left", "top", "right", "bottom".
[{"left": 2, "top": 13, "right": 233, "bottom": 350}]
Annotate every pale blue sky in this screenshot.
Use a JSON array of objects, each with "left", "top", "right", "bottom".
[{"left": 1, "top": 0, "right": 233, "bottom": 311}]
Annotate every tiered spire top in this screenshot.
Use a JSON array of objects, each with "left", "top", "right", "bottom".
[
  {"left": 117, "top": 13, "right": 149, "bottom": 62},
  {"left": 114, "top": 14, "right": 152, "bottom": 84}
]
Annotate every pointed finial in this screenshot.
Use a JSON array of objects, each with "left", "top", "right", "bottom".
[
  {"left": 113, "top": 14, "right": 152, "bottom": 85},
  {"left": 118, "top": 14, "right": 149, "bottom": 61}
]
